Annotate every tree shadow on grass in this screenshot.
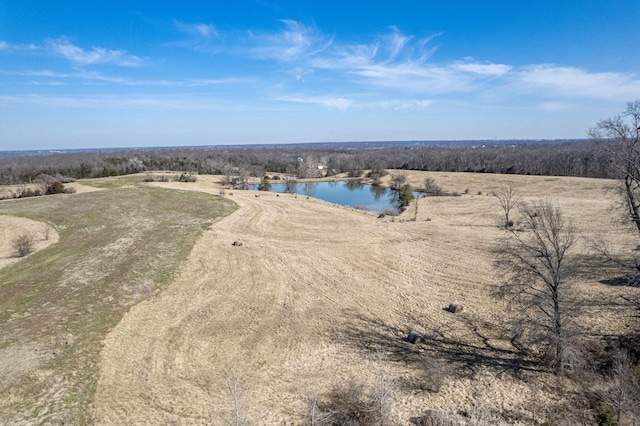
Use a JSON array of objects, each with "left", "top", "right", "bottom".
[
  {"left": 335, "top": 310, "right": 543, "bottom": 392},
  {"left": 599, "top": 276, "right": 640, "bottom": 287}
]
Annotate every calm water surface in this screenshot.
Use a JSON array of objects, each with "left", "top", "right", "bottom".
[{"left": 250, "top": 181, "right": 402, "bottom": 213}]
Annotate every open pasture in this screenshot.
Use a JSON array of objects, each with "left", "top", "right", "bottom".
[{"left": 0, "top": 171, "right": 637, "bottom": 424}]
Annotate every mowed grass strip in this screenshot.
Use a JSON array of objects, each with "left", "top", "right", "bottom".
[{"left": 0, "top": 182, "right": 236, "bottom": 424}]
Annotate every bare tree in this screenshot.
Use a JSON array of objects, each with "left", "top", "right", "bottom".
[
  {"left": 494, "top": 201, "right": 578, "bottom": 374},
  {"left": 221, "top": 164, "right": 234, "bottom": 187},
  {"left": 390, "top": 173, "right": 407, "bottom": 190},
  {"left": 589, "top": 101, "right": 640, "bottom": 324},
  {"left": 595, "top": 349, "right": 640, "bottom": 425},
  {"left": 423, "top": 177, "right": 442, "bottom": 196},
  {"left": 303, "top": 385, "right": 332, "bottom": 426},
  {"left": 589, "top": 100, "right": 640, "bottom": 235},
  {"left": 12, "top": 233, "right": 35, "bottom": 257},
  {"left": 494, "top": 182, "right": 521, "bottom": 228},
  {"left": 225, "top": 374, "right": 248, "bottom": 426},
  {"left": 284, "top": 178, "right": 298, "bottom": 194}
]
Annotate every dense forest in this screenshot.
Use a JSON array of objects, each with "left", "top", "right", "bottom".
[{"left": 0, "top": 139, "right": 614, "bottom": 186}]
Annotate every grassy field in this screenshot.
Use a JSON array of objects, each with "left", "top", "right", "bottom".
[
  {"left": 0, "top": 178, "right": 236, "bottom": 424},
  {"left": 0, "top": 171, "right": 638, "bottom": 424}
]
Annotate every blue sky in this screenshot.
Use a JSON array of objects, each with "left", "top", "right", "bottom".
[{"left": 1, "top": 1, "right": 639, "bottom": 150}]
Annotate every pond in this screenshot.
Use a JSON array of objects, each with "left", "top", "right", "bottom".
[{"left": 250, "top": 180, "right": 410, "bottom": 214}]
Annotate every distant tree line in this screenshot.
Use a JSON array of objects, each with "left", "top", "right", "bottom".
[{"left": 0, "top": 139, "right": 616, "bottom": 185}]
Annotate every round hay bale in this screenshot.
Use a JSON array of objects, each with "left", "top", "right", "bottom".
[
  {"left": 405, "top": 330, "right": 422, "bottom": 344},
  {"left": 232, "top": 240, "right": 243, "bottom": 247},
  {"left": 447, "top": 302, "right": 463, "bottom": 313}
]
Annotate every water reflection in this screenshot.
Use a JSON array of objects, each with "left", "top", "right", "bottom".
[
  {"left": 249, "top": 180, "right": 404, "bottom": 214},
  {"left": 302, "top": 182, "right": 317, "bottom": 197},
  {"left": 285, "top": 180, "right": 297, "bottom": 193},
  {"left": 369, "top": 184, "right": 387, "bottom": 201},
  {"left": 344, "top": 179, "right": 364, "bottom": 191}
]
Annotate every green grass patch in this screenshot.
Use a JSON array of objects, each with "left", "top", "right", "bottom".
[{"left": 0, "top": 186, "right": 236, "bottom": 424}]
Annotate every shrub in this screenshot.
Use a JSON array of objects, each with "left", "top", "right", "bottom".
[
  {"left": 396, "top": 183, "right": 414, "bottom": 208},
  {"left": 317, "top": 377, "right": 392, "bottom": 426},
  {"left": 382, "top": 207, "right": 397, "bottom": 217},
  {"left": 257, "top": 177, "right": 272, "bottom": 191},
  {"left": 421, "top": 355, "right": 450, "bottom": 392},
  {"left": 13, "top": 233, "right": 35, "bottom": 257},
  {"left": 177, "top": 173, "right": 197, "bottom": 182},
  {"left": 595, "top": 404, "right": 618, "bottom": 426},
  {"left": 46, "top": 181, "right": 66, "bottom": 194}
]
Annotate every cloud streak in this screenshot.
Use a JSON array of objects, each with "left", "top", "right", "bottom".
[
  {"left": 215, "top": 22, "right": 640, "bottom": 102},
  {"left": 4, "top": 21, "right": 640, "bottom": 114},
  {"left": 277, "top": 95, "right": 353, "bottom": 110},
  {"left": 517, "top": 65, "right": 640, "bottom": 100},
  {"left": 246, "top": 20, "right": 331, "bottom": 62},
  {"left": 176, "top": 22, "right": 218, "bottom": 38},
  {"left": 46, "top": 38, "right": 145, "bottom": 67},
  {"left": 1, "top": 69, "right": 245, "bottom": 87}
]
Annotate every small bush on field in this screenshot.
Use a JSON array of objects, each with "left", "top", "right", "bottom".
[
  {"left": 176, "top": 173, "right": 197, "bottom": 182},
  {"left": 309, "top": 377, "right": 393, "bottom": 426},
  {"left": 46, "top": 182, "right": 66, "bottom": 194},
  {"left": 421, "top": 355, "right": 450, "bottom": 392},
  {"left": 383, "top": 207, "right": 397, "bottom": 216},
  {"left": 13, "top": 233, "right": 35, "bottom": 257},
  {"left": 594, "top": 404, "right": 618, "bottom": 426}
]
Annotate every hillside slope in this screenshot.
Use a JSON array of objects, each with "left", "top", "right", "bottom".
[{"left": 94, "top": 174, "right": 638, "bottom": 424}]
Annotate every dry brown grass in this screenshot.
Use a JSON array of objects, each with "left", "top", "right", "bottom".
[
  {"left": 0, "top": 215, "right": 59, "bottom": 268},
  {"left": 0, "top": 182, "right": 236, "bottom": 424},
  {"left": 1, "top": 171, "right": 637, "bottom": 424},
  {"left": 87, "top": 172, "right": 638, "bottom": 424}
]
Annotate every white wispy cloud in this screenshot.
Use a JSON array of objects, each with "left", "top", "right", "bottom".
[
  {"left": 277, "top": 95, "right": 353, "bottom": 110},
  {"left": 247, "top": 20, "right": 331, "bottom": 62},
  {"left": 231, "top": 23, "right": 640, "bottom": 102},
  {"left": 0, "top": 94, "right": 248, "bottom": 111},
  {"left": 47, "top": 38, "right": 145, "bottom": 67},
  {"left": 516, "top": 65, "right": 640, "bottom": 100},
  {"left": 451, "top": 61, "right": 512, "bottom": 76},
  {"left": 176, "top": 22, "right": 218, "bottom": 38},
  {"left": 378, "top": 99, "right": 433, "bottom": 111},
  {"left": 1, "top": 69, "right": 245, "bottom": 87},
  {"left": 0, "top": 40, "right": 38, "bottom": 50}
]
